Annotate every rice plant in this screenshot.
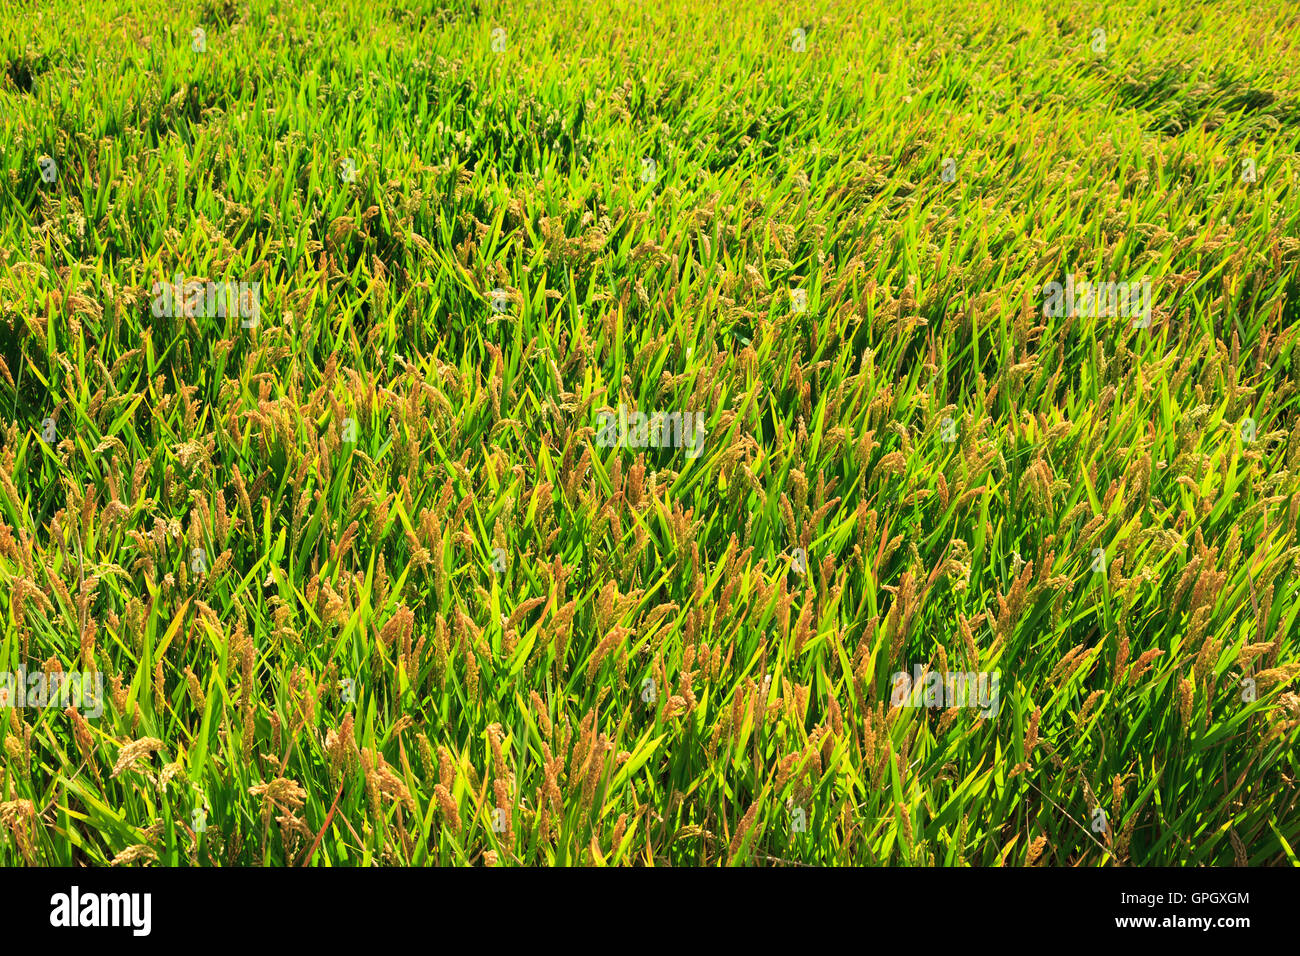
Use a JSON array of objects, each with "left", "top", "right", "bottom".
[{"left": 0, "top": 0, "right": 1298, "bottom": 867}]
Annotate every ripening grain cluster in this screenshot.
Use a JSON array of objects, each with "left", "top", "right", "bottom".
[{"left": 1, "top": 0, "right": 1298, "bottom": 866}]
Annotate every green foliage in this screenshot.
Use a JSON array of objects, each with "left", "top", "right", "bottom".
[{"left": 0, "top": 0, "right": 1298, "bottom": 866}]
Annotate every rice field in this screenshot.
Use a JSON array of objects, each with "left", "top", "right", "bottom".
[{"left": 1, "top": 0, "right": 1299, "bottom": 867}]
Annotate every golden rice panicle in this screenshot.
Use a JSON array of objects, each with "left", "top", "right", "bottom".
[
  {"left": 1178, "top": 672, "right": 1195, "bottom": 725},
  {"left": 609, "top": 812, "right": 629, "bottom": 856},
  {"left": 109, "top": 844, "right": 158, "bottom": 867},
  {"left": 726, "top": 798, "right": 761, "bottom": 866},
  {"left": 325, "top": 724, "right": 352, "bottom": 782},
  {"left": 529, "top": 690, "right": 552, "bottom": 738},
  {"left": 365, "top": 750, "right": 416, "bottom": 814},
  {"left": 433, "top": 783, "right": 461, "bottom": 833},
  {"left": 437, "top": 744, "right": 457, "bottom": 791},
  {"left": 1254, "top": 663, "right": 1300, "bottom": 692},
  {"left": 153, "top": 660, "right": 165, "bottom": 714},
  {"left": 1026, "top": 834, "right": 1048, "bottom": 866},
  {"left": 1112, "top": 625, "right": 1131, "bottom": 684},
  {"left": 0, "top": 800, "right": 37, "bottom": 862},
  {"left": 184, "top": 667, "right": 206, "bottom": 714},
  {"left": 896, "top": 801, "right": 914, "bottom": 849},
  {"left": 1075, "top": 690, "right": 1103, "bottom": 732},
  {"left": 416, "top": 732, "right": 436, "bottom": 781},
  {"left": 111, "top": 736, "right": 164, "bottom": 779},
  {"left": 1127, "top": 648, "right": 1165, "bottom": 687},
  {"left": 1024, "top": 707, "right": 1041, "bottom": 755}
]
